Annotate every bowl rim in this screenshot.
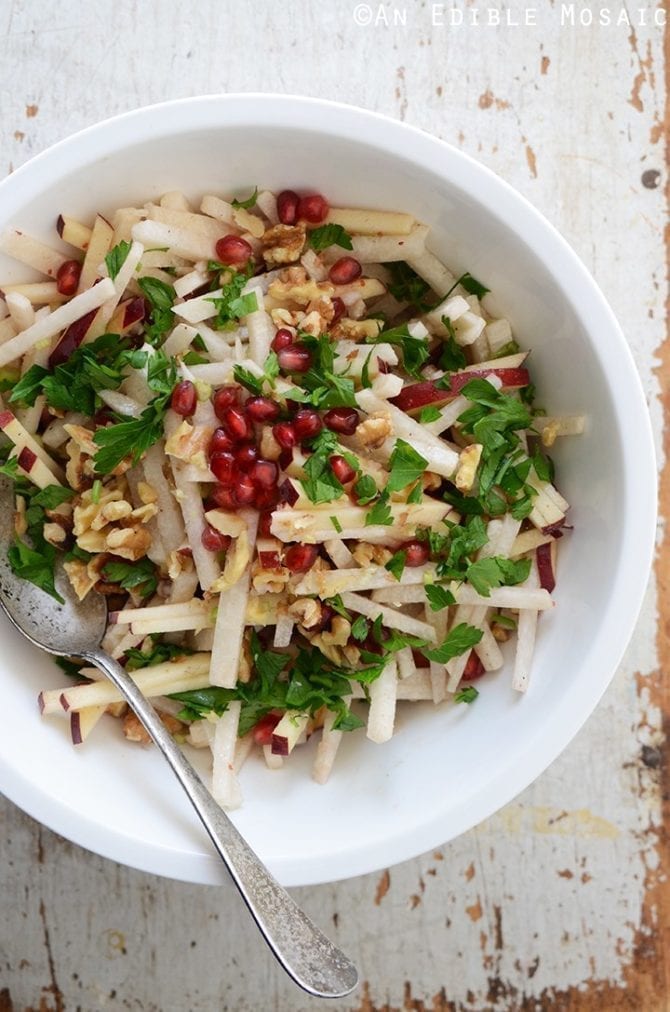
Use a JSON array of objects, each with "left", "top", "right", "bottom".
[{"left": 0, "top": 93, "right": 657, "bottom": 886}]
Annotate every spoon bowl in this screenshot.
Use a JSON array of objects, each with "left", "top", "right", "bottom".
[{"left": 0, "top": 477, "right": 358, "bottom": 1000}]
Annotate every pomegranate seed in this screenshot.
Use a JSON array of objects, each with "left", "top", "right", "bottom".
[
  {"left": 209, "top": 427, "right": 235, "bottom": 455},
  {"left": 210, "top": 486, "right": 236, "bottom": 510},
  {"left": 232, "top": 474, "right": 257, "bottom": 506},
  {"left": 463, "top": 652, "right": 485, "bottom": 681},
  {"left": 329, "top": 256, "right": 362, "bottom": 286},
  {"left": 209, "top": 451, "right": 235, "bottom": 486},
  {"left": 234, "top": 443, "right": 259, "bottom": 472},
  {"left": 271, "top": 328, "right": 294, "bottom": 352},
  {"left": 215, "top": 234, "right": 253, "bottom": 266},
  {"left": 400, "top": 540, "right": 430, "bottom": 567},
  {"left": 253, "top": 712, "right": 282, "bottom": 746},
  {"left": 284, "top": 543, "right": 319, "bottom": 573},
  {"left": 246, "top": 396, "right": 280, "bottom": 423},
  {"left": 330, "top": 455, "right": 356, "bottom": 484},
  {"left": 255, "top": 486, "right": 279, "bottom": 510},
  {"left": 273, "top": 422, "right": 296, "bottom": 450},
  {"left": 258, "top": 510, "right": 274, "bottom": 538},
  {"left": 250, "top": 459, "right": 279, "bottom": 489},
  {"left": 331, "top": 297, "right": 346, "bottom": 325},
  {"left": 297, "top": 193, "right": 329, "bottom": 223},
  {"left": 56, "top": 259, "right": 82, "bottom": 296},
  {"left": 221, "top": 405, "right": 252, "bottom": 443},
  {"left": 324, "top": 406, "right": 359, "bottom": 435},
  {"left": 213, "top": 386, "right": 240, "bottom": 421},
  {"left": 277, "top": 190, "right": 300, "bottom": 225},
  {"left": 293, "top": 409, "right": 323, "bottom": 442},
  {"left": 278, "top": 448, "right": 293, "bottom": 470},
  {"left": 170, "top": 380, "right": 197, "bottom": 417},
  {"left": 277, "top": 346, "right": 312, "bottom": 373},
  {"left": 201, "top": 525, "right": 232, "bottom": 553}
]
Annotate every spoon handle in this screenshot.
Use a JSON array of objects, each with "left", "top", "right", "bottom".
[{"left": 82, "top": 648, "right": 358, "bottom": 999}]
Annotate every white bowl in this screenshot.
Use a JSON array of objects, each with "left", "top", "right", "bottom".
[{"left": 0, "top": 95, "right": 656, "bottom": 887}]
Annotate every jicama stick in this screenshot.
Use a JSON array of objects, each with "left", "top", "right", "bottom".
[
  {"left": 367, "top": 658, "right": 398, "bottom": 744},
  {"left": 372, "top": 585, "right": 427, "bottom": 606},
  {"left": 77, "top": 214, "right": 114, "bottom": 292},
  {"left": 173, "top": 268, "right": 209, "bottom": 299},
  {"left": 406, "top": 249, "right": 457, "bottom": 295},
  {"left": 141, "top": 441, "right": 188, "bottom": 558},
  {"left": 39, "top": 654, "right": 211, "bottom": 715},
  {"left": 5, "top": 292, "right": 35, "bottom": 330},
  {"left": 271, "top": 712, "right": 310, "bottom": 756},
  {"left": 340, "top": 591, "right": 437, "bottom": 642},
  {"left": 0, "top": 277, "right": 115, "bottom": 368},
  {"left": 0, "top": 229, "right": 68, "bottom": 277},
  {"left": 312, "top": 707, "right": 347, "bottom": 785},
  {"left": 350, "top": 669, "right": 433, "bottom": 701},
  {"left": 57, "top": 215, "right": 92, "bottom": 251},
  {"left": 244, "top": 284, "right": 274, "bottom": 365},
  {"left": 323, "top": 538, "right": 356, "bottom": 569},
  {"left": 270, "top": 501, "right": 450, "bottom": 544},
  {"left": 325, "top": 207, "right": 414, "bottom": 236},
  {"left": 273, "top": 612, "right": 295, "bottom": 649},
  {"left": 145, "top": 203, "right": 225, "bottom": 241},
  {"left": 131, "top": 219, "right": 218, "bottom": 262},
  {"left": 396, "top": 646, "right": 417, "bottom": 681},
  {"left": 211, "top": 702, "right": 243, "bottom": 810},
  {"left": 296, "top": 563, "right": 437, "bottom": 597},
  {"left": 210, "top": 510, "right": 258, "bottom": 688},
  {"left": 355, "top": 388, "right": 460, "bottom": 478},
  {"left": 0, "top": 410, "right": 65, "bottom": 483},
  {"left": 474, "top": 622, "right": 504, "bottom": 671},
  {"left": 348, "top": 225, "right": 428, "bottom": 264}
]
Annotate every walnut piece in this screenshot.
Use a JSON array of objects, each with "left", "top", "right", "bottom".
[
  {"left": 122, "top": 709, "right": 185, "bottom": 745},
  {"left": 288, "top": 597, "right": 323, "bottom": 629},
  {"left": 356, "top": 414, "right": 393, "bottom": 448},
  {"left": 105, "top": 525, "right": 152, "bottom": 560},
  {"left": 261, "top": 222, "right": 307, "bottom": 266},
  {"left": 352, "top": 543, "right": 393, "bottom": 566},
  {"left": 455, "top": 444, "right": 483, "bottom": 493}
]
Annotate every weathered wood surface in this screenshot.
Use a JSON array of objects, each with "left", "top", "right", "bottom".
[{"left": 0, "top": 1, "right": 667, "bottom": 1009}]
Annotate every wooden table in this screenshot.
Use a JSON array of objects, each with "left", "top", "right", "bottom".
[{"left": 0, "top": 2, "right": 667, "bottom": 1009}]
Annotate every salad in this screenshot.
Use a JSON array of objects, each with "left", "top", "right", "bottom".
[{"left": 0, "top": 186, "right": 583, "bottom": 808}]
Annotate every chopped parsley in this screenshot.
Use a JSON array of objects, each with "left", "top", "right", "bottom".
[
  {"left": 365, "top": 489, "right": 393, "bottom": 527},
  {"left": 443, "top": 271, "right": 491, "bottom": 300},
  {"left": 301, "top": 428, "right": 345, "bottom": 505},
  {"left": 464, "top": 556, "right": 531, "bottom": 597},
  {"left": 423, "top": 622, "right": 483, "bottom": 664},
  {"left": 5, "top": 479, "right": 71, "bottom": 603},
  {"left": 385, "top": 261, "right": 433, "bottom": 312},
  {"left": 425, "top": 583, "right": 455, "bottom": 611},
  {"left": 368, "top": 323, "right": 429, "bottom": 380},
  {"left": 207, "top": 264, "right": 256, "bottom": 329},
  {"left": 385, "top": 549, "right": 406, "bottom": 582},
  {"left": 308, "top": 224, "right": 353, "bottom": 253},
  {"left": 102, "top": 557, "right": 158, "bottom": 598},
  {"left": 125, "top": 638, "right": 194, "bottom": 671},
  {"left": 137, "top": 277, "right": 176, "bottom": 344},
  {"left": 387, "top": 439, "right": 427, "bottom": 493},
  {"left": 455, "top": 685, "right": 479, "bottom": 704},
  {"left": 231, "top": 187, "right": 258, "bottom": 209},
  {"left": 105, "top": 240, "right": 131, "bottom": 281},
  {"left": 419, "top": 405, "right": 442, "bottom": 424},
  {"left": 353, "top": 474, "right": 378, "bottom": 505}
]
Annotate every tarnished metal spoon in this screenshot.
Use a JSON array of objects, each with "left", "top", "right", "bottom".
[{"left": 0, "top": 477, "right": 358, "bottom": 1000}]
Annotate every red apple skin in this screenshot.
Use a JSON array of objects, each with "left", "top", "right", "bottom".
[
  {"left": 48, "top": 308, "right": 98, "bottom": 368},
  {"left": 0, "top": 410, "right": 13, "bottom": 429},
  {"left": 463, "top": 651, "right": 485, "bottom": 680},
  {"left": 271, "top": 733, "right": 290, "bottom": 757},
  {"left": 536, "top": 542, "right": 556, "bottom": 592},
  {"left": 17, "top": 446, "right": 37, "bottom": 472},
  {"left": 258, "top": 550, "right": 282, "bottom": 570},
  {"left": 70, "top": 712, "right": 83, "bottom": 745},
  {"left": 391, "top": 367, "right": 531, "bottom": 414},
  {"left": 122, "top": 297, "right": 146, "bottom": 328}
]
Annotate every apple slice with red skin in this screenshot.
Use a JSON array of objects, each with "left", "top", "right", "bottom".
[
  {"left": 536, "top": 541, "right": 556, "bottom": 593},
  {"left": 391, "top": 367, "right": 530, "bottom": 415},
  {"left": 48, "top": 307, "right": 99, "bottom": 368}
]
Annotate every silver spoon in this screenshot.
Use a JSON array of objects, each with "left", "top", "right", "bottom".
[{"left": 0, "top": 477, "right": 358, "bottom": 999}]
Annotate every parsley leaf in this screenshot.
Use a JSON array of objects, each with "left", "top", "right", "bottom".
[
  {"left": 419, "top": 405, "right": 442, "bottom": 423},
  {"left": 207, "top": 264, "right": 255, "bottom": 329},
  {"left": 7, "top": 538, "right": 63, "bottom": 603},
  {"left": 105, "top": 240, "right": 131, "bottom": 282},
  {"left": 308, "top": 224, "right": 353, "bottom": 252},
  {"left": 102, "top": 557, "right": 158, "bottom": 598},
  {"left": 137, "top": 277, "right": 175, "bottom": 344},
  {"left": 386, "top": 261, "right": 433, "bottom": 312},
  {"left": 438, "top": 319, "right": 467, "bottom": 372},
  {"left": 385, "top": 550, "right": 406, "bottom": 582},
  {"left": 125, "top": 638, "right": 194, "bottom": 671},
  {"left": 455, "top": 685, "right": 479, "bottom": 704},
  {"left": 423, "top": 622, "right": 483, "bottom": 663},
  {"left": 365, "top": 489, "right": 393, "bottom": 527},
  {"left": 369, "top": 324, "right": 429, "bottom": 380},
  {"left": 353, "top": 474, "right": 377, "bottom": 505},
  {"left": 231, "top": 187, "right": 258, "bottom": 209},
  {"left": 465, "top": 556, "right": 531, "bottom": 597},
  {"left": 425, "top": 583, "right": 456, "bottom": 611},
  {"left": 443, "top": 271, "right": 491, "bottom": 300},
  {"left": 330, "top": 515, "right": 343, "bottom": 533},
  {"left": 351, "top": 615, "right": 369, "bottom": 641},
  {"left": 301, "top": 428, "right": 345, "bottom": 505},
  {"left": 387, "top": 439, "right": 427, "bottom": 493}
]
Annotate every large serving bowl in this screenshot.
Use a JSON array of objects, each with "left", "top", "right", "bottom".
[{"left": 0, "top": 95, "right": 656, "bottom": 886}]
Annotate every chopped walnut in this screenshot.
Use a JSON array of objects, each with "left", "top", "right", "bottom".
[
  {"left": 43, "top": 522, "right": 66, "bottom": 546},
  {"left": 137, "top": 481, "right": 158, "bottom": 505},
  {"left": 122, "top": 709, "right": 185, "bottom": 745},
  {"left": 306, "top": 295, "right": 335, "bottom": 323},
  {"left": 105, "top": 525, "right": 152, "bottom": 560},
  {"left": 297, "top": 310, "right": 327, "bottom": 336},
  {"left": 106, "top": 701, "right": 128, "bottom": 718},
  {"left": 268, "top": 276, "right": 334, "bottom": 307},
  {"left": 541, "top": 421, "right": 560, "bottom": 448},
  {"left": 130, "top": 502, "right": 158, "bottom": 523},
  {"left": 329, "top": 318, "right": 384, "bottom": 342},
  {"left": 63, "top": 560, "right": 99, "bottom": 601},
  {"left": 492, "top": 624, "right": 510, "bottom": 643},
  {"left": 288, "top": 597, "right": 323, "bottom": 629},
  {"left": 14, "top": 495, "right": 27, "bottom": 537},
  {"left": 279, "top": 265, "right": 308, "bottom": 285},
  {"left": 341, "top": 644, "right": 361, "bottom": 666},
  {"left": 352, "top": 543, "right": 393, "bottom": 566},
  {"left": 270, "top": 308, "right": 301, "bottom": 328},
  {"left": 101, "top": 499, "right": 133, "bottom": 523},
  {"left": 455, "top": 443, "right": 483, "bottom": 493},
  {"left": 261, "top": 222, "right": 307, "bottom": 266},
  {"left": 355, "top": 414, "right": 393, "bottom": 448},
  {"left": 320, "top": 615, "right": 351, "bottom": 647},
  {"left": 251, "top": 562, "right": 290, "bottom": 594},
  {"left": 422, "top": 471, "right": 442, "bottom": 492},
  {"left": 165, "top": 419, "right": 212, "bottom": 466}
]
